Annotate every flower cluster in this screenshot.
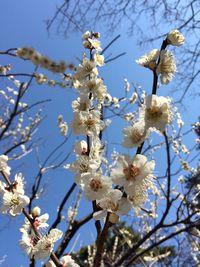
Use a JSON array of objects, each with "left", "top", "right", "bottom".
[
  {"left": 20, "top": 208, "right": 63, "bottom": 260},
  {"left": 136, "top": 49, "right": 176, "bottom": 85},
  {"left": 136, "top": 30, "right": 184, "bottom": 85},
  {"left": 0, "top": 156, "right": 79, "bottom": 265},
  {"left": 1, "top": 29, "right": 194, "bottom": 267},
  {"left": 68, "top": 31, "right": 160, "bottom": 222},
  {"left": 123, "top": 30, "right": 184, "bottom": 148},
  {"left": 16, "top": 47, "right": 69, "bottom": 73},
  {"left": 0, "top": 157, "right": 30, "bottom": 216}
]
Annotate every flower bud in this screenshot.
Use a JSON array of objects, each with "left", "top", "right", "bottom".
[
  {"left": 167, "top": 29, "right": 184, "bottom": 46},
  {"left": 75, "top": 140, "right": 88, "bottom": 155},
  {"left": 32, "top": 206, "right": 41, "bottom": 218},
  {"left": 109, "top": 213, "right": 119, "bottom": 224}
]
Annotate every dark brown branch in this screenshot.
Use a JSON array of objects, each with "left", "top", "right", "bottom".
[{"left": 93, "top": 213, "right": 111, "bottom": 267}]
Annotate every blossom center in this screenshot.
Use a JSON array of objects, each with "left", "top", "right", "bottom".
[
  {"left": 79, "top": 102, "right": 88, "bottom": 111},
  {"left": 11, "top": 196, "right": 20, "bottom": 207},
  {"left": 34, "top": 218, "right": 41, "bottom": 228},
  {"left": 87, "top": 80, "right": 96, "bottom": 90},
  {"left": 85, "top": 118, "right": 95, "bottom": 129},
  {"left": 107, "top": 200, "right": 119, "bottom": 212},
  {"left": 79, "top": 163, "right": 89, "bottom": 173},
  {"left": 147, "top": 106, "right": 162, "bottom": 120},
  {"left": 89, "top": 178, "right": 103, "bottom": 192},
  {"left": 131, "top": 129, "right": 143, "bottom": 143},
  {"left": 123, "top": 164, "right": 140, "bottom": 180},
  {"left": 147, "top": 61, "right": 156, "bottom": 70}
]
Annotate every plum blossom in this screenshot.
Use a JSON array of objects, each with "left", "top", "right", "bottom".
[
  {"left": 94, "top": 189, "right": 131, "bottom": 220},
  {"left": 142, "top": 95, "right": 173, "bottom": 132},
  {"left": 122, "top": 122, "right": 148, "bottom": 148},
  {"left": 72, "top": 95, "right": 91, "bottom": 112},
  {"left": 73, "top": 56, "right": 98, "bottom": 82},
  {"left": 74, "top": 140, "right": 88, "bottom": 155},
  {"left": 69, "top": 155, "right": 100, "bottom": 184},
  {"left": 57, "top": 115, "right": 68, "bottom": 136},
  {"left": 20, "top": 228, "right": 63, "bottom": 259},
  {"left": 136, "top": 49, "right": 159, "bottom": 70},
  {"left": 82, "top": 78, "right": 107, "bottom": 101},
  {"left": 128, "top": 188, "right": 148, "bottom": 208},
  {"left": 0, "top": 155, "right": 11, "bottom": 176},
  {"left": 71, "top": 110, "right": 104, "bottom": 136},
  {"left": 46, "top": 255, "right": 80, "bottom": 267},
  {"left": 94, "top": 53, "right": 104, "bottom": 67},
  {"left": 0, "top": 172, "right": 25, "bottom": 195},
  {"left": 0, "top": 191, "right": 29, "bottom": 216},
  {"left": 90, "top": 136, "right": 103, "bottom": 160},
  {"left": 20, "top": 212, "right": 49, "bottom": 235},
  {"left": 167, "top": 29, "right": 185, "bottom": 46},
  {"left": 111, "top": 154, "right": 155, "bottom": 197},
  {"left": 156, "top": 50, "right": 177, "bottom": 84},
  {"left": 82, "top": 30, "right": 91, "bottom": 40},
  {"left": 82, "top": 173, "right": 112, "bottom": 200},
  {"left": 136, "top": 49, "right": 176, "bottom": 84}
]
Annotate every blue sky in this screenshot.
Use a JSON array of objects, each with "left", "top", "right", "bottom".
[{"left": 0, "top": 1, "right": 199, "bottom": 266}]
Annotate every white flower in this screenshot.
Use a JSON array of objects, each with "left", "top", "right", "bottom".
[
  {"left": 104, "top": 93, "right": 112, "bottom": 106},
  {"left": 32, "top": 229, "right": 62, "bottom": 259},
  {"left": 122, "top": 122, "right": 148, "bottom": 148},
  {"left": 136, "top": 49, "right": 176, "bottom": 84},
  {"left": 0, "top": 191, "right": 29, "bottom": 216},
  {"left": 13, "top": 173, "right": 25, "bottom": 194},
  {"left": 82, "top": 78, "right": 107, "bottom": 101},
  {"left": 136, "top": 49, "right": 159, "bottom": 70},
  {"left": 20, "top": 213, "right": 49, "bottom": 235},
  {"left": 111, "top": 154, "right": 155, "bottom": 196},
  {"left": 0, "top": 155, "right": 11, "bottom": 176},
  {"left": 20, "top": 231, "right": 35, "bottom": 257},
  {"left": 88, "top": 38, "right": 101, "bottom": 50},
  {"left": 46, "top": 255, "right": 80, "bottom": 267},
  {"left": 82, "top": 173, "right": 112, "bottom": 200},
  {"left": 40, "top": 56, "right": 52, "bottom": 69},
  {"left": 94, "top": 53, "right": 105, "bottom": 66},
  {"left": 94, "top": 189, "right": 131, "bottom": 220},
  {"left": 167, "top": 29, "right": 184, "bottom": 46},
  {"left": 20, "top": 229, "right": 63, "bottom": 260},
  {"left": 74, "top": 140, "right": 88, "bottom": 155},
  {"left": 31, "top": 206, "right": 41, "bottom": 217},
  {"left": 156, "top": 50, "right": 176, "bottom": 84},
  {"left": 82, "top": 31, "right": 91, "bottom": 40},
  {"left": 0, "top": 172, "right": 25, "bottom": 195},
  {"left": 70, "top": 155, "right": 100, "bottom": 184},
  {"left": 72, "top": 95, "right": 90, "bottom": 112},
  {"left": 59, "top": 122, "right": 68, "bottom": 136},
  {"left": 128, "top": 188, "right": 147, "bottom": 208},
  {"left": 71, "top": 110, "right": 104, "bottom": 136},
  {"left": 142, "top": 95, "right": 173, "bottom": 132},
  {"left": 90, "top": 136, "right": 103, "bottom": 159},
  {"left": 74, "top": 57, "right": 98, "bottom": 81}
]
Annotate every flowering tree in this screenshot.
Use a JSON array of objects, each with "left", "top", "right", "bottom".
[
  {"left": 0, "top": 29, "right": 200, "bottom": 267},
  {"left": 48, "top": 0, "right": 200, "bottom": 104}
]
